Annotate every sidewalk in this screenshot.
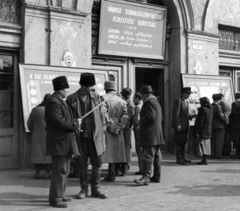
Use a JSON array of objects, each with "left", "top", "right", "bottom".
[{"left": 0, "top": 153, "right": 240, "bottom": 211}]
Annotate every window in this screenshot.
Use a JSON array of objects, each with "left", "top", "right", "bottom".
[{"left": 219, "top": 25, "right": 240, "bottom": 51}]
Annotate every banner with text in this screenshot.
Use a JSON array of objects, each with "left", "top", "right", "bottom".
[{"left": 98, "top": 0, "right": 167, "bottom": 60}]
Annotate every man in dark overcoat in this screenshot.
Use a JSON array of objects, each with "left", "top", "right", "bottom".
[
  {"left": 211, "top": 94, "right": 227, "bottom": 158},
  {"left": 171, "top": 87, "right": 195, "bottom": 165},
  {"left": 229, "top": 92, "right": 240, "bottom": 158},
  {"left": 66, "top": 73, "right": 107, "bottom": 200},
  {"left": 134, "top": 85, "right": 165, "bottom": 186},
  {"left": 45, "top": 76, "right": 81, "bottom": 208}
]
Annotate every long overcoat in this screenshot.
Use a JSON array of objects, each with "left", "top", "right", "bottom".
[
  {"left": 66, "top": 90, "right": 106, "bottom": 156},
  {"left": 123, "top": 100, "right": 134, "bottom": 163},
  {"left": 193, "top": 106, "right": 213, "bottom": 139},
  {"left": 27, "top": 106, "right": 52, "bottom": 164},
  {"left": 211, "top": 103, "right": 226, "bottom": 130},
  {"left": 45, "top": 94, "right": 80, "bottom": 156},
  {"left": 102, "top": 92, "right": 127, "bottom": 163},
  {"left": 171, "top": 97, "right": 190, "bottom": 131},
  {"left": 139, "top": 96, "right": 165, "bottom": 147},
  {"left": 229, "top": 101, "right": 240, "bottom": 132}
]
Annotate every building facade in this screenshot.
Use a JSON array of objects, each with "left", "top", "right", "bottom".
[{"left": 1, "top": 0, "right": 240, "bottom": 169}]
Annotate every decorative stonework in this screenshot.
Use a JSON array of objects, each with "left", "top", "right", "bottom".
[{"left": 0, "top": 0, "right": 20, "bottom": 24}]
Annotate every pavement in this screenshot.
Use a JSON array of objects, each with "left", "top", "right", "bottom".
[{"left": 0, "top": 152, "right": 240, "bottom": 211}]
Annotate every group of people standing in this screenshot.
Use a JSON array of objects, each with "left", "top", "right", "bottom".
[
  {"left": 28, "top": 73, "right": 164, "bottom": 208},
  {"left": 172, "top": 87, "right": 240, "bottom": 166},
  {"left": 28, "top": 72, "right": 240, "bottom": 209}
]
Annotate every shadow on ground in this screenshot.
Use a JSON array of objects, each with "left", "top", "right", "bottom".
[
  {"left": 0, "top": 193, "right": 48, "bottom": 207},
  {"left": 167, "top": 184, "right": 240, "bottom": 197}
]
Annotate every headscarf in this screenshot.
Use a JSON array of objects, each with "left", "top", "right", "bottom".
[
  {"left": 200, "top": 97, "right": 212, "bottom": 110},
  {"left": 38, "top": 93, "right": 52, "bottom": 107}
]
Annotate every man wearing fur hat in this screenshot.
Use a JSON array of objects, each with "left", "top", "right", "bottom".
[
  {"left": 45, "top": 76, "right": 81, "bottom": 208},
  {"left": 171, "top": 87, "right": 196, "bottom": 165},
  {"left": 102, "top": 81, "right": 128, "bottom": 182},
  {"left": 66, "top": 73, "right": 107, "bottom": 199},
  {"left": 134, "top": 85, "right": 164, "bottom": 185}
]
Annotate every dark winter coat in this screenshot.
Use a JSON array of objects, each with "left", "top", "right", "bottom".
[
  {"left": 229, "top": 101, "right": 240, "bottom": 132},
  {"left": 139, "top": 95, "right": 165, "bottom": 147},
  {"left": 45, "top": 93, "right": 80, "bottom": 156},
  {"left": 193, "top": 97, "right": 213, "bottom": 139},
  {"left": 211, "top": 102, "right": 227, "bottom": 130},
  {"left": 171, "top": 97, "right": 190, "bottom": 131},
  {"left": 66, "top": 90, "right": 107, "bottom": 156},
  {"left": 27, "top": 105, "right": 52, "bottom": 164}
]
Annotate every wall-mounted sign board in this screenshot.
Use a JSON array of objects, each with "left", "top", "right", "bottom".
[
  {"left": 98, "top": 0, "right": 167, "bottom": 60},
  {"left": 19, "top": 64, "right": 109, "bottom": 132},
  {"left": 182, "top": 74, "right": 234, "bottom": 125}
]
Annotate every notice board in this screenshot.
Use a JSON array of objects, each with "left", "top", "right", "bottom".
[
  {"left": 19, "top": 64, "right": 109, "bottom": 132},
  {"left": 182, "top": 74, "right": 234, "bottom": 125},
  {"left": 98, "top": 0, "right": 167, "bottom": 60}
]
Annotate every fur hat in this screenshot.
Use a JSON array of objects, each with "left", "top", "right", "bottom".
[
  {"left": 52, "top": 76, "right": 69, "bottom": 91},
  {"left": 182, "top": 87, "right": 192, "bottom": 94},
  {"left": 79, "top": 73, "right": 96, "bottom": 87},
  {"left": 104, "top": 81, "right": 116, "bottom": 91},
  {"left": 121, "top": 88, "right": 132, "bottom": 99}
]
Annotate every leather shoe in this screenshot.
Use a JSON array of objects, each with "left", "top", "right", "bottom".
[
  {"left": 62, "top": 197, "right": 72, "bottom": 202},
  {"left": 197, "top": 161, "right": 207, "bottom": 165},
  {"left": 91, "top": 189, "right": 108, "bottom": 199},
  {"left": 45, "top": 171, "right": 51, "bottom": 180},
  {"left": 134, "top": 177, "right": 150, "bottom": 186},
  {"left": 76, "top": 189, "right": 88, "bottom": 199},
  {"left": 183, "top": 159, "right": 191, "bottom": 163},
  {"left": 49, "top": 201, "right": 68, "bottom": 208},
  {"left": 176, "top": 160, "right": 187, "bottom": 165},
  {"left": 135, "top": 172, "right": 143, "bottom": 175},
  {"left": 150, "top": 176, "right": 160, "bottom": 183},
  {"left": 103, "top": 176, "right": 115, "bottom": 182},
  {"left": 33, "top": 172, "right": 41, "bottom": 179}
]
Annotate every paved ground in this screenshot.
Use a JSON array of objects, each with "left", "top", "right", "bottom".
[{"left": 0, "top": 153, "right": 240, "bottom": 211}]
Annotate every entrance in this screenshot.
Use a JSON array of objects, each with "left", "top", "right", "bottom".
[
  {"left": 135, "top": 67, "right": 164, "bottom": 109},
  {"left": 0, "top": 51, "right": 20, "bottom": 169}
]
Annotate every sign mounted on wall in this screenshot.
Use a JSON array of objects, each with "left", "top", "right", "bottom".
[
  {"left": 19, "top": 64, "right": 109, "bottom": 132},
  {"left": 182, "top": 74, "right": 234, "bottom": 125},
  {"left": 98, "top": 0, "right": 167, "bottom": 60}
]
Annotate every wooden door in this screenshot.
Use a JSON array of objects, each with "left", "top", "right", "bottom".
[{"left": 0, "top": 52, "right": 19, "bottom": 169}]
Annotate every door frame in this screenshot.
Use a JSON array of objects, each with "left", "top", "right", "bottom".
[{"left": 0, "top": 50, "right": 20, "bottom": 169}]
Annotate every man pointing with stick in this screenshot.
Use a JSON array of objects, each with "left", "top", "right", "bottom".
[{"left": 66, "top": 73, "right": 108, "bottom": 200}]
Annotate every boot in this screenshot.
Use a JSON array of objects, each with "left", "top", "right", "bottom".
[
  {"left": 45, "top": 170, "right": 51, "bottom": 180},
  {"left": 197, "top": 154, "right": 208, "bottom": 165},
  {"left": 150, "top": 160, "right": 161, "bottom": 183},
  {"left": 104, "top": 163, "right": 116, "bottom": 182},
  {"left": 134, "top": 163, "right": 151, "bottom": 186},
  {"left": 115, "top": 163, "right": 120, "bottom": 176},
  {"left": 33, "top": 170, "right": 41, "bottom": 179},
  {"left": 120, "top": 163, "right": 127, "bottom": 176},
  {"left": 76, "top": 167, "right": 89, "bottom": 199},
  {"left": 91, "top": 166, "right": 107, "bottom": 199}
]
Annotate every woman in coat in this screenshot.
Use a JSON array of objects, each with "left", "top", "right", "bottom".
[
  {"left": 27, "top": 93, "right": 52, "bottom": 179},
  {"left": 193, "top": 97, "right": 213, "bottom": 165}
]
